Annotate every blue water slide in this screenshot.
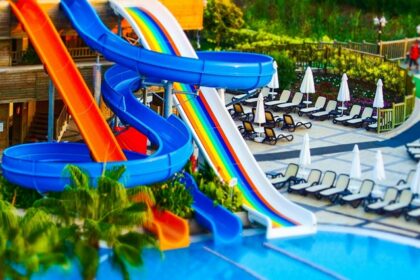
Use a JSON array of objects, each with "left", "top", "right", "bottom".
[
  {"left": 1, "top": 69, "right": 193, "bottom": 192},
  {"left": 181, "top": 173, "right": 242, "bottom": 244},
  {"left": 60, "top": 0, "right": 274, "bottom": 90}
]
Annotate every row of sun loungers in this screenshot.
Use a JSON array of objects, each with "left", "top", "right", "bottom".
[
  {"left": 230, "top": 89, "right": 377, "bottom": 129},
  {"left": 236, "top": 112, "right": 312, "bottom": 145},
  {"left": 266, "top": 164, "right": 420, "bottom": 222}
]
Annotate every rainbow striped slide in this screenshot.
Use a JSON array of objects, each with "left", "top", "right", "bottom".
[{"left": 110, "top": 0, "right": 316, "bottom": 238}]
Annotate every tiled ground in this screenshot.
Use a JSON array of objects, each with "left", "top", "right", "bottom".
[{"left": 226, "top": 91, "right": 420, "bottom": 240}]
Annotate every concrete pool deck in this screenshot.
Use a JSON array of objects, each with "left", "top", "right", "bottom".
[{"left": 226, "top": 91, "right": 420, "bottom": 240}]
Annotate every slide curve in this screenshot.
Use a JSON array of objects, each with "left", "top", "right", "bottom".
[
  {"left": 5, "top": 0, "right": 125, "bottom": 163},
  {"left": 108, "top": 0, "right": 317, "bottom": 238},
  {"left": 3, "top": 0, "right": 193, "bottom": 250},
  {"left": 2, "top": 0, "right": 193, "bottom": 193},
  {"left": 182, "top": 173, "right": 242, "bottom": 244},
  {"left": 60, "top": 0, "right": 273, "bottom": 91}
]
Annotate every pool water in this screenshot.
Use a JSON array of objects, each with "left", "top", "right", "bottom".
[{"left": 35, "top": 229, "right": 420, "bottom": 280}]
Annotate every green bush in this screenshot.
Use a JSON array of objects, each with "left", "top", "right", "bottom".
[
  {"left": 151, "top": 180, "right": 193, "bottom": 219},
  {"left": 192, "top": 162, "right": 243, "bottom": 213},
  {"left": 0, "top": 176, "right": 42, "bottom": 209},
  {"left": 269, "top": 51, "right": 296, "bottom": 91}
]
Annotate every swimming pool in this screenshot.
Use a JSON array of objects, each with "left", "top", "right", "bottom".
[{"left": 35, "top": 226, "right": 420, "bottom": 280}]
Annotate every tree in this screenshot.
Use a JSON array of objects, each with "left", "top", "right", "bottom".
[
  {"left": 35, "top": 165, "right": 157, "bottom": 280},
  {"left": 203, "top": 0, "right": 245, "bottom": 48},
  {"left": 0, "top": 200, "right": 67, "bottom": 279}
]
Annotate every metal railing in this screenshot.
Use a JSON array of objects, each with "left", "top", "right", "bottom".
[
  {"left": 55, "top": 105, "right": 69, "bottom": 140},
  {"left": 376, "top": 92, "right": 416, "bottom": 133},
  {"left": 380, "top": 38, "right": 420, "bottom": 60}
]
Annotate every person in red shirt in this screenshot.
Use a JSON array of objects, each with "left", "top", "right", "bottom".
[{"left": 409, "top": 40, "right": 419, "bottom": 72}]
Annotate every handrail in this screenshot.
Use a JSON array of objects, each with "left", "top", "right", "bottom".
[{"left": 55, "top": 104, "right": 69, "bottom": 140}]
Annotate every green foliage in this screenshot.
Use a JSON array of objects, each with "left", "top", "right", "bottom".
[
  {"left": 236, "top": 0, "right": 420, "bottom": 41},
  {"left": 192, "top": 162, "right": 243, "bottom": 213},
  {"left": 203, "top": 0, "right": 245, "bottom": 48},
  {"left": 151, "top": 180, "right": 193, "bottom": 219},
  {"left": 35, "top": 165, "right": 157, "bottom": 280},
  {"left": 0, "top": 176, "right": 42, "bottom": 209},
  {"left": 270, "top": 51, "right": 296, "bottom": 91},
  {"left": 0, "top": 201, "right": 68, "bottom": 279}
]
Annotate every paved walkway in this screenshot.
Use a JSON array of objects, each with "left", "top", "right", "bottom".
[{"left": 226, "top": 91, "right": 420, "bottom": 240}]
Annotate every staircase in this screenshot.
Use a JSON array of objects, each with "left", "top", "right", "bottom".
[
  {"left": 25, "top": 102, "right": 69, "bottom": 143},
  {"left": 25, "top": 112, "right": 50, "bottom": 142}
]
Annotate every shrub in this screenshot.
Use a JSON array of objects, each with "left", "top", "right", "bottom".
[
  {"left": 192, "top": 162, "right": 243, "bottom": 213},
  {"left": 151, "top": 180, "right": 193, "bottom": 219}
]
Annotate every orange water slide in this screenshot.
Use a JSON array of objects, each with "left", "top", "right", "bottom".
[
  {"left": 146, "top": 208, "right": 190, "bottom": 251},
  {"left": 8, "top": 0, "right": 126, "bottom": 162}
]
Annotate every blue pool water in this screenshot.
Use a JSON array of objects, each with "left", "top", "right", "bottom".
[{"left": 35, "top": 229, "right": 420, "bottom": 280}]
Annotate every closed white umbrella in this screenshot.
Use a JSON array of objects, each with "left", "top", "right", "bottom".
[
  {"left": 374, "top": 150, "right": 386, "bottom": 182},
  {"left": 300, "top": 67, "right": 315, "bottom": 107},
  {"left": 254, "top": 89, "right": 266, "bottom": 126},
  {"left": 373, "top": 79, "right": 384, "bottom": 119},
  {"left": 337, "top": 73, "right": 351, "bottom": 115},
  {"left": 299, "top": 133, "right": 311, "bottom": 167},
  {"left": 350, "top": 144, "right": 362, "bottom": 179},
  {"left": 217, "top": 88, "right": 226, "bottom": 106},
  {"left": 410, "top": 161, "right": 420, "bottom": 196},
  {"left": 267, "top": 61, "right": 279, "bottom": 99}
]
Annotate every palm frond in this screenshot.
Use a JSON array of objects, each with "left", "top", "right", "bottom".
[
  {"left": 20, "top": 208, "right": 57, "bottom": 243},
  {"left": 117, "top": 232, "right": 158, "bottom": 250},
  {"left": 75, "top": 240, "right": 99, "bottom": 280},
  {"left": 0, "top": 200, "right": 19, "bottom": 232},
  {"left": 104, "top": 165, "right": 126, "bottom": 181},
  {"left": 33, "top": 197, "right": 70, "bottom": 224},
  {"left": 64, "top": 165, "right": 90, "bottom": 190},
  {"left": 103, "top": 202, "right": 150, "bottom": 227}
]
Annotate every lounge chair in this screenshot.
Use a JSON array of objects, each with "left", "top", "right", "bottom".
[
  {"left": 317, "top": 174, "right": 351, "bottom": 202},
  {"left": 288, "top": 169, "right": 322, "bottom": 194},
  {"left": 281, "top": 114, "right": 312, "bottom": 132},
  {"left": 264, "top": 111, "right": 282, "bottom": 127},
  {"left": 238, "top": 120, "right": 258, "bottom": 140},
  {"left": 383, "top": 189, "right": 414, "bottom": 216},
  {"left": 406, "top": 140, "right": 420, "bottom": 148},
  {"left": 276, "top": 92, "right": 303, "bottom": 112},
  {"left": 243, "top": 87, "right": 270, "bottom": 105},
  {"left": 340, "top": 179, "right": 375, "bottom": 208},
  {"left": 310, "top": 100, "right": 337, "bottom": 120},
  {"left": 395, "top": 169, "right": 415, "bottom": 190},
  {"left": 229, "top": 103, "right": 251, "bottom": 120},
  {"left": 298, "top": 96, "right": 327, "bottom": 117},
  {"left": 345, "top": 107, "right": 374, "bottom": 127},
  {"left": 333, "top": 104, "right": 362, "bottom": 124},
  {"left": 262, "top": 127, "right": 293, "bottom": 145},
  {"left": 231, "top": 89, "right": 258, "bottom": 102},
  {"left": 405, "top": 207, "right": 420, "bottom": 223},
  {"left": 269, "top": 163, "right": 299, "bottom": 189},
  {"left": 364, "top": 187, "right": 398, "bottom": 213},
  {"left": 303, "top": 170, "right": 337, "bottom": 195},
  {"left": 407, "top": 147, "right": 420, "bottom": 161},
  {"left": 265, "top": 90, "right": 291, "bottom": 108}
]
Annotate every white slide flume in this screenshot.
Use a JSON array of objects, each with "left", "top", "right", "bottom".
[{"left": 110, "top": 0, "right": 316, "bottom": 238}]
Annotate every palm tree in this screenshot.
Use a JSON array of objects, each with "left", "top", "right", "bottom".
[
  {"left": 0, "top": 200, "right": 67, "bottom": 279},
  {"left": 35, "top": 165, "right": 157, "bottom": 280}
]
